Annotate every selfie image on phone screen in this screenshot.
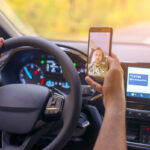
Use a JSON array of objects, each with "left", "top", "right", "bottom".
[{"left": 87, "top": 27, "right": 112, "bottom": 81}]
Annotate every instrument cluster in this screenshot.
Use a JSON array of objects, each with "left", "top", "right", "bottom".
[{"left": 16, "top": 49, "right": 86, "bottom": 93}]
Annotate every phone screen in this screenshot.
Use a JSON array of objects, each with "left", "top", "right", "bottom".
[{"left": 87, "top": 27, "right": 112, "bottom": 81}]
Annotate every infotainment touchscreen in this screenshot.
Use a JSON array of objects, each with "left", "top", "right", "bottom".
[{"left": 126, "top": 67, "right": 150, "bottom": 99}]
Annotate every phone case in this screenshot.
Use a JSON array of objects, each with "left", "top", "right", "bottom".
[{"left": 87, "top": 27, "right": 113, "bottom": 82}]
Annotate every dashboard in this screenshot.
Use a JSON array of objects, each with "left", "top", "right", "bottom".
[
  {"left": 119, "top": 62, "right": 150, "bottom": 149},
  {"left": 1, "top": 44, "right": 150, "bottom": 150},
  {"left": 1, "top": 47, "right": 87, "bottom": 94}
]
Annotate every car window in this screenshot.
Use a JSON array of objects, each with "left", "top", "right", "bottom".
[{"left": 1, "top": 0, "right": 150, "bottom": 44}]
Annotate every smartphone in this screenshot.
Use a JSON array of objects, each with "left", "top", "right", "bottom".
[{"left": 87, "top": 27, "right": 113, "bottom": 82}]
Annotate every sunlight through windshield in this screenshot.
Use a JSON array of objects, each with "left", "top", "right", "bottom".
[{"left": 2, "top": 0, "right": 150, "bottom": 44}]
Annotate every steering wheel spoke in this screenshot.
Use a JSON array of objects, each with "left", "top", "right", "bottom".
[{"left": 43, "top": 88, "right": 65, "bottom": 121}]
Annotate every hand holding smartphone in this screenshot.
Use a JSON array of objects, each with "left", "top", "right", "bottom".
[{"left": 87, "top": 27, "right": 113, "bottom": 82}]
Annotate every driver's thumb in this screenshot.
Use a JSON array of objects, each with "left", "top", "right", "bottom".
[{"left": 107, "top": 56, "right": 116, "bottom": 69}]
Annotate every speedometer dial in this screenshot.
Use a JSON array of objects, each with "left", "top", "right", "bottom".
[{"left": 19, "top": 63, "right": 44, "bottom": 85}]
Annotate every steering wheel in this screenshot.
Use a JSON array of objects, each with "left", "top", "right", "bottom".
[{"left": 0, "top": 36, "right": 82, "bottom": 150}]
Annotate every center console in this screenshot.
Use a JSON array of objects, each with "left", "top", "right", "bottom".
[{"left": 122, "top": 63, "right": 150, "bottom": 149}]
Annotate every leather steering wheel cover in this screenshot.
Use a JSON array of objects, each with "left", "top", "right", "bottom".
[{"left": 1, "top": 36, "right": 82, "bottom": 150}]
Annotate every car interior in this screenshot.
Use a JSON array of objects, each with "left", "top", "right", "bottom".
[{"left": 0, "top": 0, "right": 150, "bottom": 150}]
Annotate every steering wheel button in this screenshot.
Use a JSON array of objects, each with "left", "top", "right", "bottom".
[{"left": 56, "top": 98, "right": 62, "bottom": 107}]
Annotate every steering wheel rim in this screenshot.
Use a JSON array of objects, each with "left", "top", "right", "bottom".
[{"left": 0, "top": 36, "right": 82, "bottom": 150}]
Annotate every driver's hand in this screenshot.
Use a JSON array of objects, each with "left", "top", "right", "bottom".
[
  {"left": 85, "top": 53, "right": 125, "bottom": 111},
  {"left": 0, "top": 38, "right": 4, "bottom": 49}
]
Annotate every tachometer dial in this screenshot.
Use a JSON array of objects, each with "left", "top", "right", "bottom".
[{"left": 19, "top": 63, "right": 44, "bottom": 85}]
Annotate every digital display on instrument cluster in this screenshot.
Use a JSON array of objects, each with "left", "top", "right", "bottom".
[
  {"left": 126, "top": 67, "right": 150, "bottom": 99},
  {"left": 19, "top": 54, "right": 86, "bottom": 93},
  {"left": 46, "top": 60, "right": 63, "bottom": 74}
]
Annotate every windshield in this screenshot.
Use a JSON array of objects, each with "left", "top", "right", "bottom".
[{"left": 1, "top": 0, "right": 150, "bottom": 44}]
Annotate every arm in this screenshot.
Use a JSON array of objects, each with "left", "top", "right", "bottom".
[
  {"left": 94, "top": 103, "right": 126, "bottom": 150},
  {"left": 85, "top": 54, "right": 127, "bottom": 150}
]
